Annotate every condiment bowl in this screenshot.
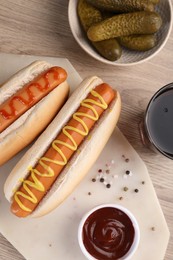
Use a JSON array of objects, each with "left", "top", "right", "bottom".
[
  {"left": 78, "top": 204, "right": 140, "bottom": 260},
  {"left": 68, "top": 0, "right": 173, "bottom": 66}
]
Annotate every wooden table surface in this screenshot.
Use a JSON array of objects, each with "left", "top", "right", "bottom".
[{"left": 0, "top": 1, "right": 173, "bottom": 259}]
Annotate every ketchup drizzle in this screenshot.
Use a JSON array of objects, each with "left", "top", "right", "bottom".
[{"left": 0, "top": 67, "right": 59, "bottom": 120}]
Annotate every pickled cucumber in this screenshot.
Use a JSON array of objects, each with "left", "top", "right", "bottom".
[
  {"left": 87, "top": 11, "right": 162, "bottom": 42},
  {"left": 86, "top": 0, "right": 154, "bottom": 12},
  {"left": 92, "top": 39, "right": 122, "bottom": 61},
  {"left": 119, "top": 34, "right": 157, "bottom": 51},
  {"left": 78, "top": 0, "right": 122, "bottom": 61},
  {"left": 150, "top": 0, "right": 160, "bottom": 4},
  {"left": 77, "top": 0, "right": 102, "bottom": 31}
]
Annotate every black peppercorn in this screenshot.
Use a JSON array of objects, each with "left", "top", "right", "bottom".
[{"left": 100, "top": 178, "right": 104, "bottom": 182}]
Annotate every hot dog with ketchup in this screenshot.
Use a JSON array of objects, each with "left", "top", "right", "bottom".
[
  {"left": 4, "top": 76, "right": 121, "bottom": 218},
  {"left": 0, "top": 61, "right": 69, "bottom": 165}
]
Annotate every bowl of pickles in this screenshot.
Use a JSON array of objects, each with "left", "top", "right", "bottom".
[{"left": 68, "top": 0, "right": 173, "bottom": 66}]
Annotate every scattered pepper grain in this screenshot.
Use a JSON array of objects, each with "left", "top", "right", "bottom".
[
  {"left": 100, "top": 177, "right": 104, "bottom": 182},
  {"left": 126, "top": 170, "right": 130, "bottom": 175}
]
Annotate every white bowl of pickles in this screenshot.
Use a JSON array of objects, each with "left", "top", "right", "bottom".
[{"left": 68, "top": 0, "right": 173, "bottom": 66}]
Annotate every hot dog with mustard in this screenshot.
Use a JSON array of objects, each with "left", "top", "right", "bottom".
[
  {"left": 0, "top": 61, "right": 69, "bottom": 165},
  {"left": 4, "top": 76, "right": 121, "bottom": 218}
]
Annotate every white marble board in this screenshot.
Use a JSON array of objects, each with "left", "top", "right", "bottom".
[{"left": 0, "top": 53, "right": 170, "bottom": 260}]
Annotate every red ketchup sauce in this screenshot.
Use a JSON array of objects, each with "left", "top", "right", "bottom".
[
  {"left": 83, "top": 207, "right": 135, "bottom": 260},
  {"left": 0, "top": 67, "right": 65, "bottom": 133}
]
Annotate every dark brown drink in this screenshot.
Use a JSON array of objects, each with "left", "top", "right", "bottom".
[{"left": 143, "top": 83, "right": 173, "bottom": 159}]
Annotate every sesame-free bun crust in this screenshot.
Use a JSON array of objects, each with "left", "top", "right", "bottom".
[
  {"left": 0, "top": 61, "right": 69, "bottom": 165},
  {"left": 4, "top": 76, "right": 121, "bottom": 217}
]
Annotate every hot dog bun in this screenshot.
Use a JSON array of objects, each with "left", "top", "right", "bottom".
[
  {"left": 4, "top": 76, "right": 121, "bottom": 218},
  {"left": 0, "top": 61, "right": 69, "bottom": 165}
]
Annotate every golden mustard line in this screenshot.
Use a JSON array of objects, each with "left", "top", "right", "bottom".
[{"left": 14, "top": 90, "right": 108, "bottom": 212}]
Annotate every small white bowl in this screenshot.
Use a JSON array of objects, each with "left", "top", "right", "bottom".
[
  {"left": 68, "top": 0, "right": 173, "bottom": 66},
  {"left": 78, "top": 204, "right": 140, "bottom": 260}
]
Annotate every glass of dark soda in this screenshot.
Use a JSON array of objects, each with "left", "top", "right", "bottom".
[{"left": 140, "top": 83, "right": 173, "bottom": 159}]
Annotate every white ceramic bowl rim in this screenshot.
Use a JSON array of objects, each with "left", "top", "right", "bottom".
[{"left": 78, "top": 204, "right": 140, "bottom": 260}]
